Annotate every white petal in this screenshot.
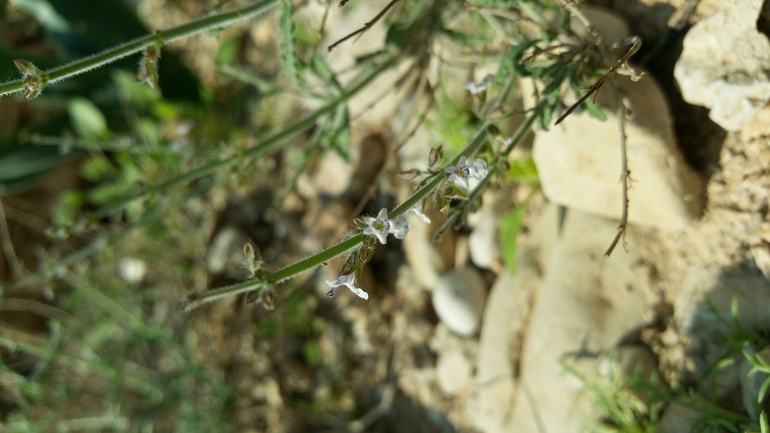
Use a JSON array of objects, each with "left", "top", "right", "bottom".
[
  {"left": 374, "top": 231, "right": 388, "bottom": 245},
  {"left": 408, "top": 202, "right": 431, "bottom": 223},
  {"left": 470, "top": 159, "right": 488, "bottom": 179},
  {"left": 349, "top": 287, "right": 369, "bottom": 300},
  {"left": 376, "top": 208, "right": 389, "bottom": 221},
  {"left": 391, "top": 215, "right": 409, "bottom": 239}
]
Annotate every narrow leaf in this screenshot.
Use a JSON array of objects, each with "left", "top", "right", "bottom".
[
  {"left": 499, "top": 206, "right": 525, "bottom": 276},
  {"left": 759, "top": 377, "right": 770, "bottom": 404},
  {"left": 761, "top": 411, "right": 769, "bottom": 433},
  {"left": 68, "top": 97, "right": 110, "bottom": 140},
  {"left": 279, "top": 0, "right": 300, "bottom": 87}
]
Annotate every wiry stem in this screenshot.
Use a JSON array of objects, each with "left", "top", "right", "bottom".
[
  {"left": 604, "top": 85, "right": 629, "bottom": 258},
  {"left": 0, "top": 0, "right": 279, "bottom": 98}
]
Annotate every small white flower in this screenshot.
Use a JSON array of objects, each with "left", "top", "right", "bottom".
[
  {"left": 390, "top": 215, "right": 409, "bottom": 239},
  {"left": 464, "top": 74, "right": 495, "bottom": 95},
  {"left": 362, "top": 208, "right": 392, "bottom": 244},
  {"left": 325, "top": 273, "right": 369, "bottom": 300},
  {"left": 407, "top": 201, "right": 431, "bottom": 224},
  {"left": 445, "top": 156, "right": 488, "bottom": 189}
]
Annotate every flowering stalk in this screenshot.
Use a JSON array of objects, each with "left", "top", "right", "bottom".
[
  {"left": 0, "top": 0, "right": 278, "bottom": 99},
  {"left": 178, "top": 74, "right": 524, "bottom": 311}
]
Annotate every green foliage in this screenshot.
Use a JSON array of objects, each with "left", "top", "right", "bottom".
[
  {"left": 499, "top": 205, "right": 524, "bottom": 276},
  {"left": 67, "top": 97, "right": 111, "bottom": 140},
  {"left": 279, "top": 0, "right": 300, "bottom": 87}
]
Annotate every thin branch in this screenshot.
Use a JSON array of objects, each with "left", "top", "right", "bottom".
[
  {"left": 327, "top": 0, "right": 403, "bottom": 52},
  {"left": 603, "top": 84, "right": 630, "bottom": 258},
  {"left": 554, "top": 36, "right": 643, "bottom": 126}
]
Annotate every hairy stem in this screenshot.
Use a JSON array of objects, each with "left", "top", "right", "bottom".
[{"left": 0, "top": 0, "right": 279, "bottom": 98}]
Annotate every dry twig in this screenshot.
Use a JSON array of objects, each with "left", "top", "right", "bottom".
[
  {"left": 603, "top": 85, "right": 630, "bottom": 258},
  {"left": 327, "top": 0, "right": 404, "bottom": 52},
  {"left": 554, "top": 36, "right": 643, "bottom": 126}
]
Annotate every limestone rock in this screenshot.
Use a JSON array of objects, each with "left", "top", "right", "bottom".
[
  {"left": 432, "top": 268, "right": 487, "bottom": 337},
  {"left": 471, "top": 204, "right": 648, "bottom": 433},
  {"left": 674, "top": 0, "right": 770, "bottom": 132},
  {"left": 531, "top": 72, "right": 703, "bottom": 229},
  {"left": 658, "top": 397, "right": 699, "bottom": 433},
  {"left": 505, "top": 209, "right": 647, "bottom": 433},
  {"left": 436, "top": 349, "right": 472, "bottom": 396}
]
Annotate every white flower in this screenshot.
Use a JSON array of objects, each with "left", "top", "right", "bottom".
[
  {"left": 325, "top": 273, "right": 369, "bottom": 300},
  {"left": 445, "top": 156, "right": 488, "bottom": 189},
  {"left": 362, "top": 208, "right": 392, "bottom": 244},
  {"left": 407, "top": 201, "right": 431, "bottom": 224},
  {"left": 464, "top": 74, "right": 495, "bottom": 95},
  {"left": 391, "top": 215, "right": 409, "bottom": 239}
]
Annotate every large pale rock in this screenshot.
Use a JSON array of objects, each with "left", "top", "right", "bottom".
[
  {"left": 674, "top": 0, "right": 770, "bottom": 132},
  {"left": 504, "top": 209, "right": 648, "bottom": 433},
  {"left": 471, "top": 204, "right": 648, "bottom": 433},
  {"left": 531, "top": 72, "right": 703, "bottom": 229}
]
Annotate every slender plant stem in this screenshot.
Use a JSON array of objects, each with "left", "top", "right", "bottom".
[
  {"left": 0, "top": 0, "right": 279, "bottom": 98},
  {"left": 180, "top": 74, "right": 526, "bottom": 310},
  {"left": 604, "top": 85, "right": 629, "bottom": 258}
]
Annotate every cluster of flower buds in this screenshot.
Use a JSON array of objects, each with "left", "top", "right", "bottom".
[
  {"left": 136, "top": 43, "right": 162, "bottom": 89},
  {"left": 14, "top": 60, "right": 50, "bottom": 100}
]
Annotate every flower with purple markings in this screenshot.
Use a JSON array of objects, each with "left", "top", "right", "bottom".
[
  {"left": 445, "top": 156, "right": 488, "bottom": 189},
  {"left": 362, "top": 208, "right": 393, "bottom": 244},
  {"left": 325, "top": 273, "right": 369, "bottom": 300},
  {"left": 390, "top": 215, "right": 409, "bottom": 239}
]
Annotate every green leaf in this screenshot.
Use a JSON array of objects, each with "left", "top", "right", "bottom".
[
  {"left": 761, "top": 411, "right": 769, "bottom": 433},
  {"left": 759, "top": 377, "right": 770, "bottom": 404},
  {"left": 506, "top": 157, "right": 539, "bottom": 183},
  {"left": 52, "top": 190, "right": 82, "bottom": 228},
  {"left": 714, "top": 357, "right": 735, "bottom": 372},
  {"left": 731, "top": 296, "right": 740, "bottom": 321},
  {"left": 440, "top": 29, "right": 489, "bottom": 46},
  {"left": 500, "top": 206, "right": 525, "bottom": 275},
  {"left": 323, "top": 105, "right": 351, "bottom": 162},
  {"left": 279, "top": 0, "right": 300, "bottom": 87},
  {"left": 583, "top": 97, "right": 606, "bottom": 122},
  {"left": 67, "top": 97, "right": 110, "bottom": 140},
  {"left": 309, "top": 52, "right": 342, "bottom": 94}
]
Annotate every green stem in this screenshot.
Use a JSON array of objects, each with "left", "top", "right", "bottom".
[
  {"left": 179, "top": 76, "right": 528, "bottom": 310},
  {"left": 0, "top": 0, "right": 278, "bottom": 98}
]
